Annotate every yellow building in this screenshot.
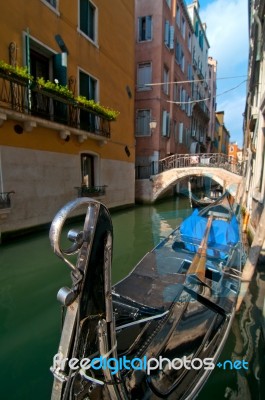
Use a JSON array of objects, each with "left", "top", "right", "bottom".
[
  {"left": 0, "top": 0, "right": 135, "bottom": 239},
  {"left": 215, "top": 111, "right": 230, "bottom": 154}
]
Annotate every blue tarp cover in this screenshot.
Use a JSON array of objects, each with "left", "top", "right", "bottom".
[{"left": 180, "top": 209, "right": 239, "bottom": 258}]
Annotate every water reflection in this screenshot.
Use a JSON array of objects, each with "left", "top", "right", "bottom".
[{"left": 198, "top": 264, "right": 265, "bottom": 400}]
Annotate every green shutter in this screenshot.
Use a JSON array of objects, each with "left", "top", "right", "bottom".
[
  {"left": 53, "top": 53, "right": 67, "bottom": 86},
  {"left": 53, "top": 53, "right": 68, "bottom": 123}
]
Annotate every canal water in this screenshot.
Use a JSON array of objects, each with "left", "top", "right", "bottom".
[{"left": 0, "top": 196, "right": 264, "bottom": 399}]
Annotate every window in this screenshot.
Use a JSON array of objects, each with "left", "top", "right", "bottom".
[
  {"left": 163, "top": 67, "right": 169, "bottom": 95},
  {"left": 79, "top": 0, "right": 96, "bottom": 42},
  {"left": 162, "top": 110, "right": 170, "bottom": 137},
  {"left": 199, "top": 31, "right": 204, "bottom": 50},
  {"left": 188, "top": 32, "right": 192, "bottom": 52},
  {"left": 137, "top": 62, "right": 152, "bottom": 90},
  {"left": 175, "top": 42, "right": 184, "bottom": 71},
  {"left": 181, "top": 17, "right": 186, "bottom": 39},
  {"left": 138, "top": 16, "right": 152, "bottom": 41},
  {"left": 195, "top": 20, "right": 199, "bottom": 37},
  {"left": 164, "top": 21, "right": 174, "bottom": 49},
  {"left": 28, "top": 39, "right": 68, "bottom": 120},
  {"left": 79, "top": 70, "right": 98, "bottom": 131},
  {"left": 136, "top": 110, "right": 151, "bottom": 136},
  {"left": 81, "top": 154, "right": 95, "bottom": 187},
  {"left": 187, "top": 63, "right": 192, "bottom": 81},
  {"left": 181, "top": 88, "right": 186, "bottom": 111},
  {"left": 42, "top": 0, "right": 57, "bottom": 10},
  {"left": 176, "top": 5, "right": 180, "bottom": 27}
]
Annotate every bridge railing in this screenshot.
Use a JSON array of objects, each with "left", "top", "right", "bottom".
[
  {"left": 135, "top": 153, "right": 245, "bottom": 179},
  {"left": 158, "top": 153, "right": 245, "bottom": 175}
]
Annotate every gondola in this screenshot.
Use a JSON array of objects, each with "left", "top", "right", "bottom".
[
  {"left": 189, "top": 189, "right": 225, "bottom": 208},
  {"left": 187, "top": 183, "right": 224, "bottom": 208},
  {"left": 49, "top": 194, "right": 244, "bottom": 400}
]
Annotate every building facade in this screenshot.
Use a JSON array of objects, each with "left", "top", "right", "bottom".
[
  {"left": 187, "top": 0, "right": 211, "bottom": 153},
  {"left": 0, "top": 0, "right": 135, "bottom": 238},
  {"left": 243, "top": 0, "right": 265, "bottom": 240},
  {"left": 215, "top": 111, "right": 230, "bottom": 154},
  {"left": 207, "top": 56, "right": 217, "bottom": 151},
  {"left": 135, "top": 0, "right": 194, "bottom": 178}
]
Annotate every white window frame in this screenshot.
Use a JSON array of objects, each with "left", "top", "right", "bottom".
[
  {"left": 176, "top": 5, "right": 180, "bottom": 27},
  {"left": 78, "top": 0, "right": 98, "bottom": 47},
  {"left": 41, "top": 0, "right": 60, "bottom": 15}
]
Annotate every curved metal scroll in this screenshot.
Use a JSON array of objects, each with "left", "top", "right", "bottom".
[{"left": 49, "top": 197, "right": 100, "bottom": 272}]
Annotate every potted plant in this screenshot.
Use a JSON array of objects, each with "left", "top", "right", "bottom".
[
  {"left": 75, "top": 95, "right": 119, "bottom": 121},
  {"left": 0, "top": 60, "right": 33, "bottom": 82},
  {"left": 36, "top": 77, "right": 75, "bottom": 100}
]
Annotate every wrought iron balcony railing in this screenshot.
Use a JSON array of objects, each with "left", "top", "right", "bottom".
[
  {"left": 0, "top": 72, "right": 111, "bottom": 138},
  {"left": 74, "top": 185, "right": 107, "bottom": 197},
  {"left": 0, "top": 191, "right": 15, "bottom": 209}
]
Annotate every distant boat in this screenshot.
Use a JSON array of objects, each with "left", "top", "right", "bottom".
[
  {"left": 190, "top": 189, "right": 225, "bottom": 208},
  {"left": 49, "top": 194, "right": 244, "bottom": 400},
  {"left": 187, "top": 181, "right": 224, "bottom": 208}
]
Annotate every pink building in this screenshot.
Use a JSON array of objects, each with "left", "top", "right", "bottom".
[{"left": 135, "top": 0, "right": 193, "bottom": 177}]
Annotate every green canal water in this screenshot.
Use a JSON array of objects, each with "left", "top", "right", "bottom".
[{"left": 0, "top": 196, "right": 264, "bottom": 399}]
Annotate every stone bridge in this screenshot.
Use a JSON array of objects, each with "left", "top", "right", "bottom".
[{"left": 135, "top": 153, "right": 245, "bottom": 204}]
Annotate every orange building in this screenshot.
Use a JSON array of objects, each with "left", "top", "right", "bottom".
[{"left": 0, "top": 0, "right": 135, "bottom": 239}]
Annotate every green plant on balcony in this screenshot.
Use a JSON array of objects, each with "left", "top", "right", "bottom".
[
  {"left": 0, "top": 60, "right": 33, "bottom": 81},
  {"left": 36, "top": 77, "right": 75, "bottom": 99},
  {"left": 76, "top": 95, "right": 120, "bottom": 121},
  {"left": 0, "top": 60, "right": 120, "bottom": 122}
]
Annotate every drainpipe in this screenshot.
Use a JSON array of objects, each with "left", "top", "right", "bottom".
[{"left": 253, "top": 10, "right": 262, "bottom": 61}]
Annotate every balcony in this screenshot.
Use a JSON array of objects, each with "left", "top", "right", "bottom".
[
  {"left": 194, "top": 99, "right": 210, "bottom": 120},
  {"left": 0, "top": 191, "right": 14, "bottom": 209},
  {"left": 0, "top": 71, "right": 113, "bottom": 138},
  {"left": 74, "top": 185, "right": 107, "bottom": 197}
]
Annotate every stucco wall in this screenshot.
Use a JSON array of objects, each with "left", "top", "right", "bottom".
[{"left": 0, "top": 146, "right": 135, "bottom": 235}]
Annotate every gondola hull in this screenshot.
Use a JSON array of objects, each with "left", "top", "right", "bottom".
[{"left": 49, "top": 195, "right": 244, "bottom": 400}]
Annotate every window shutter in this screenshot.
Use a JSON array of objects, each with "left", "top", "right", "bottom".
[
  {"left": 146, "top": 16, "right": 152, "bottom": 40},
  {"left": 53, "top": 53, "right": 67, "bottom": 86},
  {"left": 162, "top": 111, "right": 167, "bottom": 136},
  {"left": 162, "top": 111, "right": 170, "bottom": 137},
  {"left": 179, "top": 122, "right": 183, "bottom": 143},
  {"left": 169, "top": 26, "right": 174, "bottom": 49},
  {"left": 164, "top": 20, "right": 170, "bottom": 46}
]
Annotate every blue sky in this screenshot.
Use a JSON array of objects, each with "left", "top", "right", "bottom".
[{"left": 196, "top": 0, "right": 249, "bottom": 147}]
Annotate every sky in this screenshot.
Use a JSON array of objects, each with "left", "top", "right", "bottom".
[{"left": 198, "top": 0, "right": 249, "bottom": 147}]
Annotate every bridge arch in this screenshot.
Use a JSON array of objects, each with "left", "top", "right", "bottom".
[{"left": 150, "top": 167, "right": 243, "bottom": 203}]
